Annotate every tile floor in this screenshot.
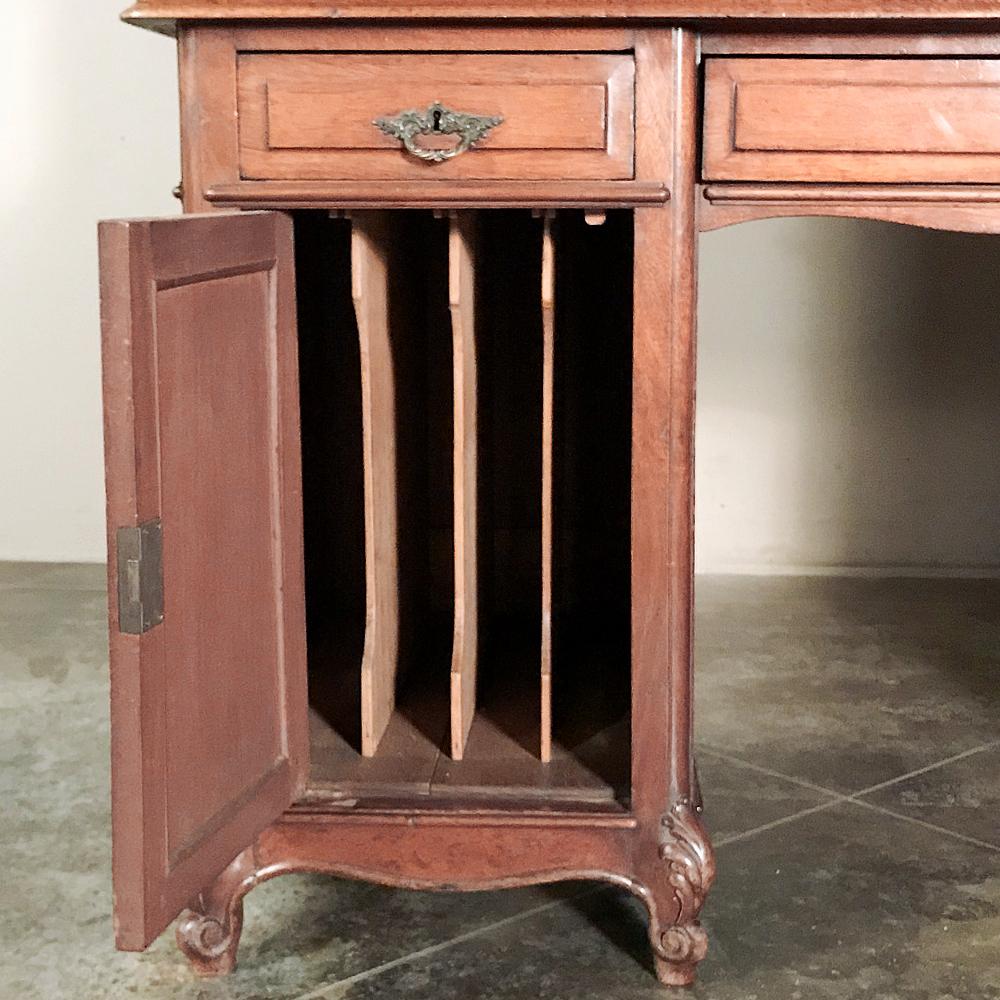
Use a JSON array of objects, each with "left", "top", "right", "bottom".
[{"left": 1, "top": 565, "right": 999, "bottom": 999}]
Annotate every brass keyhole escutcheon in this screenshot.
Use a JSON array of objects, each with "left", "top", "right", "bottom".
[{"left": 373, "top": 101, "right": 504, "bottom": 163}]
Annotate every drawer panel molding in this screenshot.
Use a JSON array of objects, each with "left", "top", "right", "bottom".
[
  {"left": 238, "top": 53, "right": 635, "bottom": 181},
  {"left": 704, "top": 58, "right": 1000, "bottom": 183}
]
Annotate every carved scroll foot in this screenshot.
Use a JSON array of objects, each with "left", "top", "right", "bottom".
[
  {"left": 175, "top": 847, "right": 256, "bottom": 977},
  {"left": 653, "top": 924, "right": 709, "bottom": 986},
  {"left": 647, "top": 799, "right": 716, "bottom": 987},
  {"left": 176, "top": 900, "right": 244, "bottom": 976}
]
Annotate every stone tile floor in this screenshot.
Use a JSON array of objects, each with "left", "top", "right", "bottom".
[{"left": 1, "top": 564, "right": 999, "bottom": 999}]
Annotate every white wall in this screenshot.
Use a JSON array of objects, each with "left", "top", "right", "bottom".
[
  {"left": 1, "top": 8, "right": 998, "bottom": 572},
  {"left": 696, "top": 219, "right": 1000, "bottom": 575},
  {"left": 0, "top": 2, "right": 177, "bottom": 562}
]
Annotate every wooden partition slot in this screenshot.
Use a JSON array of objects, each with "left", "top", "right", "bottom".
[
  {"left": 540, "top": 213, "right": 556, "bottom": 764},
  {"left": 449, "top": 212, "right": 480, "bottom": 761},
  {"left": 550, "top": 210, "right": 633, "bottom": 786},
  {"left": 297, "top": 213, "right": 365, "bottom": 757},
  {"left": 439, "top": 210, "right": 546, "bottom": 780},
  {"left": 351, "top": 212, "right": 400, "bottom": 756},
  {"left": 350, "top": 211, "right": 454, "bottom": 758}
]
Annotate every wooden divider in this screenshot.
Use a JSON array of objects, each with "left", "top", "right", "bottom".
[
  {"left": 351, "top": 212, "right": 399, "bottom": 757},
  {"left": 540, "top": 213, "right": 556, "bottom": 764},
  {"left": 351, "top": 209, "right": 557, "bottom": 763},
  {"left": 449, "top": 213, "right": 480, "bottom": 761}
]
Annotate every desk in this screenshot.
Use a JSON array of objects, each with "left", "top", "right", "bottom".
[{"left": 97, "top": 4, "right": 1000, "bottom": 987}]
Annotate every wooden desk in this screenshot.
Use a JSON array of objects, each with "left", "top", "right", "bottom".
[{"left": 97, "top": 4, "right": 1000, "bottom": 987}]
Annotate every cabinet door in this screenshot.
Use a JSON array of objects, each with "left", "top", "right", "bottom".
[{"left": 98, "top": 212, "right": 307, "bottom": 950}]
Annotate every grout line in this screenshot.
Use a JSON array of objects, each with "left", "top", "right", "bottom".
[
  {"left": 703, "top": 740, "right": 1000, "bottom": 852},
  {"left": 292, "top": 887, "right": 603, "bottom": 1000},
  {"left": 714, "top": 797, "right": 848, "bottom": 848},
  {"left": 700, "top": 739, "right": 1000, "bottom": 804},
  {"left": 847, "top": 797, "right": 1000, "bottom": 854},
  {"left": 698, "top": 745, "right": 846, "bottom": 799},
  {"left": 0, "top": 583, "right": 107, "bottom": 595},
  {"left": 848, "top": 741, "right": 1000, "bottom": 800},
  {"left": 694, "top": 565, "right": 1000, "bottom": 579}
]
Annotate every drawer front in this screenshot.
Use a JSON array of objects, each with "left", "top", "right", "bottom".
[
  {"left": 704, "top": 58, "right": 1000, "bottom": 183},
  {"left": 238, "top": 53, "right": 635, "bottom": 181}
]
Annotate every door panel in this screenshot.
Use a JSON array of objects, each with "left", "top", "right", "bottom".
[{"left": 98, "top": 211, "right": 307, "bottom": 950}]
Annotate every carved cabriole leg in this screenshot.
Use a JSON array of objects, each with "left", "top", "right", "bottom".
[
  {"left": 175, "top": 846, "right": 258, "bottom": 977},
  {"left": 631, "top": 28, "right": 713, "bottom": 986},
  {"left": 651, "top": 800, "right": 716, "bottom": 985}
]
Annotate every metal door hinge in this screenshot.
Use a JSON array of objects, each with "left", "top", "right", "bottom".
[{"left": 116, "top": 519, "right": 164, "bottom": 634}]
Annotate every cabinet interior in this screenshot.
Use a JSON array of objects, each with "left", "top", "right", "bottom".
[{"left": 294, "top": 209, "right": 633, "bottom": 809}]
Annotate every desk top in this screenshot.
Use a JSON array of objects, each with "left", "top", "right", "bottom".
[{"left": 122, "top": 0, "right": 1000, "bottom": 33}]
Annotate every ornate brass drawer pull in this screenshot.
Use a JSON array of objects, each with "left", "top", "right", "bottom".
[{"left": 374, "top": 102, "right": 504, "bottom": 163}]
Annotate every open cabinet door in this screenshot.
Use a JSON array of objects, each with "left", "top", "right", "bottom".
[{"left": 98, "top": 212, "right": 308, "bottom": 951}]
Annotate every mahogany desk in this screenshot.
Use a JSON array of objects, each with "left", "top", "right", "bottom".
[{"left": 98, "top": 2, "right": 1000, "bottom": 986}]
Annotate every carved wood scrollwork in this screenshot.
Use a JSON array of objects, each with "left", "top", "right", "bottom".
[
  {"left": 176, "top": 904, "right": 245, "bottom": 976},
  {"left": 175, "top": 847, "right": 259, "bottom": 977},
  {"left": 656, "top": 798, "right": 716, "bottom": 968}
]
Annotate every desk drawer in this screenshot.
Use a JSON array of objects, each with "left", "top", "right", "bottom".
[
  {"left": 237, "top": 53, "right": 635, "bottom": 182},
  {"left": 703, "top": 58, "right": 1000, "bottom": 183}
]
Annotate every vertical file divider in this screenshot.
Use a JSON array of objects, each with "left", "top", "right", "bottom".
[
  {"left": 351, "top": 211, "right": 399, "bottom": 757},
  {"left": 540, "top": 212, "right": 556, "bottom": 764},
  {"left": 449, "top": 212, "right": 479, "bottom": 760}
]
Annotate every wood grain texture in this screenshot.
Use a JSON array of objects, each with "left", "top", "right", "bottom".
[
  {"left": 351, "top": 212, "right": 401, "bottom": 757},
  {"left": 177, "top": 27, "right": 239, "bottom": 212},
  {"left": 171, "top": 810, "right": 716, "bottom": 984},
  {"left": 308, "top": 705, "right": 442, "bottom": 800},
  {"left": 630, "top": 32, "right": 715, "bottom": 985},
  {"left": 701, "top": 182, "right": 1000, "bottom": 233},
  {"left": 704, "top": 58, "right": 1000, "bottom": 183},
  {"left": 309, "top": 692, "right": 625, "bottom": 803},
  {"left": 702, "top": 31, "right": 1000, "bottom": 56},
  {"left": 233, "top": 24, "right": 635, "bottom": 51},
  {"left": 260, "top": 814, "right": 635, "bottom": 885},
  {"left": 431, "top": 714, "right": 622, "bottom": 802},
  {"left": 631, "top": 29, "right": 697, "bottom": 823},
  {"left": 630, "top": 18, "right": 701, "bottom": 885},
  {"left": 449, "top": 212, "right": 479, "bottom": 761},
  {"left": 540, "top": 213, "right": 555, "bottom": 765},
  {"left": 122, "top": 0, "right": 1000, "bottom": 31},
  {"left": 237, "top": 53, "right": 634, "bottom": 182},
  {"left": 707, "top": 183, "right": 1000, "bottom": 203},
  {"left": 203, "top": 180, "right": 669, "bottom": 209},
  {"left": 99, "top": 212, "right": 307, "bottom": 950}
]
